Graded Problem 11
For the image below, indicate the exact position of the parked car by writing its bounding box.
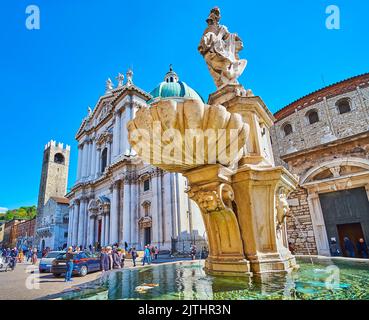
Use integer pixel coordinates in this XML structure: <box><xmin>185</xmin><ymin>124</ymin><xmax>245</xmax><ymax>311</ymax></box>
<box><xmin>39</xmin><ymin>251</ymin><xmax>65</xmax><ymax>273</ymax></box>
<box><xmin>51</xmin><ymin>251</ymin><xmax>101</xmax><ymax>277</ymax></box>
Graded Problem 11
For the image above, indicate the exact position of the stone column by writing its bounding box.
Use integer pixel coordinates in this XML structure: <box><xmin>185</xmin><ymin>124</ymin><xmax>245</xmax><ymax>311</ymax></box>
<box><xmin>151</xmin><ymin>171</ymin><xmax>160</xmax><ymax>245</ymax></box>
<box><xmin>110</xmin><ymin>181</ymin><xmax>120</xmax><ymax>244</ymax></box>
<box><xmin>306</xmin><ymin>192</ymin><xmax>330</xmax><ymax>256</ymax></box>
<box><xmin>88</xmin><ymin>215</ymin><xmax>95</xmax><ymax>248</ymax></box>
<box><xmin>77</xmin><ymin>145</ymin><xmax>83</xmax><ymax>181</ymax></box>
<box><xmin>121</xmin><ymin>107</ymin><xmax>129</xmax><ymax>155</ymax></box>
<box><xmin>119</xmin><ymin>182</ymin><xmax>124</xmax><ymax>244</ymax></box>
<box><xmin>163</xmin><ymin>173</ymin><xmax>173</xmax><ymax>245</ymax></box>
<box><xmin>105</xmin><ymin>213</ymin><xmax>110</xmax><ymax>245</ymax></box>
<box><xmin>67</xmin><ymin>204</ymin><xmax>74</xmax><ymax>246</ymax></box>
<box><xmin>122</xmin><ymin>177</ymin><xmax>131</xmax><ymax>244</ymax></box>
<box><xmin>72</xmin><ymin>200</ymin><xmax>80</xmax><ymax>246</ymax></box>
<box><xmin>95</xmin><ymin>147</ymin><xmax>101</xmax><ymax>178</ymax></box>
<box><xmin>130</xmin><ymin>180</ymin><xmax>137</xmax><ymax>246</ymax></box>
<box><xmin>113</xmin><ymin>110</ymin><xmax>121</xmax><ymax>159</ymax></box>
<box><xmin>107</xmin><ymin>142</ymin><xmax>112</xmax><ymax>166</ymax></box>
<box><xmin>86</xmin><ymin>141</ymin><xmax>91</xmax><ymax>179</ymax></box>
<box><xmin>82</xmin><ymin>142</ymin><xmax>88</xmax><ymax>178</ymax></box>
<box><xmin>90</xmin><ymin>140</ymin><xmax>96</xmax><ymax>178</ymax></box>
<box><xmin>101</xmin><ymin>214</ymin><xmax>105</xmax><ymax>246</ymax></box>
<box><xmin>77</xmin><ymin>199</ymin><xmax>86</xmax><ymax>246</ymax></box>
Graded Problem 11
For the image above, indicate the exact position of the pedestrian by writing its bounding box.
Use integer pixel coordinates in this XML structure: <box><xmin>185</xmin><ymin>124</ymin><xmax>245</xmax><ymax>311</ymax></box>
<box><xmin>329</xmin><ymin>239</ymin><xmax>341</xmax><ymax>256</ymax></box>
<box><xmin>120</xmin><ymin>249</ymin><xmax>125</xmax><ymax>268</ymax></box>
<box><xmin>112</xmin><ymin>248</ymin><xmax>121</xmax><ymax>269</ymax></box>
<box><xmin>107</xmin><ymin>246</ymin><xmax>113</xmax><ymax>270</ymax></box>
<box><xmin>124</xmin><ymin>241</ymin><xmax>128</xmax><ymax>251</ymax></box>
<box><xmin>356</xmin><ymin>238</ymin><xmax>368</xmax><ymax>259</ymax></box>
<box><xmin>9</xmin><ymin>248</ymin><xmax>17</xmax><ymax>270</ymax></box>
<box><xmin>65</xmin><ymin>246</ymin><xmax>75</xmax><ymax>282</ymax></box>
<box><xmin>100</xmin><ymin>248</ymin><xmax>110</xmax><ymax>276</ymax></box>
<box><xmin>31</xmin><ymin>248</ymin><xmax>38</xmax><ymax>265</ymax></box>
<box><xmin>190</xmin><ymin>244</ymin><xmax>197</xmax><ymax>260</ymax></box>
<box><xmin>131</xmin><ymin>247</ymin><xmax>137</xmax><ymax>267</ymax></box>
<box><xmin>142</xmin><ymin>246</ymin><xmax>151</xmax><ymax>266</ymax></box>
<box><xmin>17</xmin><ymin>250</ymin><xmax>24</xmax><ymax>263</ymax></box>
<box><xmin>150</xmin><ymin>245</ymin><xmax>155</xmax><ymax>261</ymax></box>
<box><xmin>154</xmin><ymin>247</ymin><xmax>159</xmax><ymax>260</ymax></box>
<box><xmin>343</xmin><ymin>236</ymin><xmax>355</xmax><ymax>257</ymax></box>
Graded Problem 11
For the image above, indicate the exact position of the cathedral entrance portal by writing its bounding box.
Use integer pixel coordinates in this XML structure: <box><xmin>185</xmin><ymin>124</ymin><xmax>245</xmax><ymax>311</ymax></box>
<box><xmin>144</xmin><ymin>227</ymin><xmax>151</xmax><ymax>246</ymax></box>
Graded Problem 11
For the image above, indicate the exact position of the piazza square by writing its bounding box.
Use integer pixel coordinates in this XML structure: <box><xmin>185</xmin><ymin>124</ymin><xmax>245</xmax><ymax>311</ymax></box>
<box><xmin>0</xmin><ymin>1</ymin><xmax>369</xmax><ymax>312</ymax></box>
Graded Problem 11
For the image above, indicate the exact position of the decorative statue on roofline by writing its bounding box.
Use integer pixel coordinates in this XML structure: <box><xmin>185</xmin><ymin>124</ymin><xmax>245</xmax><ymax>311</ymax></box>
<box><xmin>198</xmin><ymin>7</ymin><xmax>247</xmax><ymax>89</ymax></box>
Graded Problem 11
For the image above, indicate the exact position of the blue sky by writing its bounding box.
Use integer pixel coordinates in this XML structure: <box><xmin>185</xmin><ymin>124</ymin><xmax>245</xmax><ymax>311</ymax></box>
<box><xmin>0</xmin><ymin>0</ymin><xmax>368</xmax><ymax>210</ymax></box>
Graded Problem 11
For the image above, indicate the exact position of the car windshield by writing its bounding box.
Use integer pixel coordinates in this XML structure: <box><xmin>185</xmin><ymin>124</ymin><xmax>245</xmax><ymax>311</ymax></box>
<box><xmin>45</xmin><ymin>252</ymin><xmax>62</xmax><ymax>258</ymax></box>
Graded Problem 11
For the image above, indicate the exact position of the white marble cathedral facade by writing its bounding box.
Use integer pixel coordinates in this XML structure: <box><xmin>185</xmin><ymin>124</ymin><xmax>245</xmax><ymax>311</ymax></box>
<box><xmin>66</xmin><ymin>68</ymin><xmax>206</xmax><ymax>251</ymax></box>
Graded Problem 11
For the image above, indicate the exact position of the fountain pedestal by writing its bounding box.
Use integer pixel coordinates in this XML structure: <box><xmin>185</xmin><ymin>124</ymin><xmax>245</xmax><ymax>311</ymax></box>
<box><xmin>232</xmin><ymin>166</ymin><xmax>298</xmax><ymax>274</ymax></box>
<box><xmin>209</xmin><ymin>84</ymin><xmax>299</xmax><ymax>274</ymax></box>
<box><xmin>184</xmin><ymin>165</ymin><xmax>251</xmax><ymax>276</ymax></box>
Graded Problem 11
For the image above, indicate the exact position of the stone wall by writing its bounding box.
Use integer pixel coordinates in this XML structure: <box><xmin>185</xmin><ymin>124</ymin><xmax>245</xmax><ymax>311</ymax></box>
<box><xmin>286</xmin><ymin>187</ymin><xmax>317</xmax><ymax>255</ymax></box>
<box><xmin>271</xmin><ymin>75</ymin><xmax>369</xmax><ymax>163</ymax></box>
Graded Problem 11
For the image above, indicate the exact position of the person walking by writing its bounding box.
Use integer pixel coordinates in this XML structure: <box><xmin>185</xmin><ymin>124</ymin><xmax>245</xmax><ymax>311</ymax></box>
<box><xmin>100</xmin><ymin>248</ymin><xmax>110</xmax><ymax>277</ymax></box>
<box><xmin>343</xmin><ymin>236</ymin><xmax>355</xmax><ymax>257</ymax></box>
<box><xmin>142</xmin><ymin>246</ymin><xmax>151</xmax><ymax>266</ymax></box>
<box><xmin>65</xmin><ymin>247</ymin><xmax>75</xmax><ymax>282</ymax></box>
<box><xmin>17</xmin><ymin>250</ymin><xmax>24</xmax><ymax>263</ymax></box>
<box><xmin>112</xmin><ymin>248</ymin><xmax>121</xmax><ymax>269</ymax></box>
<box><xmin>131</xmin><ymin>247</ymin><xmax>137</xmax><ymax>267</ymax></box>
<box><xmin>154</xmin><ymin>247</ymin><xmax>159</xmax><ymax>260</ymax></box>
<box><xmin>329</xmin><ymin>239</ymin><xmax>341</xmax><ymax>256</ymax></box>
<box><xmin>356</xmin><ymin>238</ymin><xmax>368</xmax><ymax>258</ymax></box>
<box><xmin>31</xmin><ymin>248</ymin><xmax>38</xmax><ymax>265</ymax></box>
<box><xmin>190</xmin><ymin>244</ymin><xmax>197</xmax><ymax>260</ymax></box>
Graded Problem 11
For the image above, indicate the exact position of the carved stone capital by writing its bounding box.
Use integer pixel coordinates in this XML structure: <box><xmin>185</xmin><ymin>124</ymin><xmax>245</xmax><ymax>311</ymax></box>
<box><xmin>187</xmin><ymin>183</ymin><xmax>234</xmax><ymax>213</ymax></box>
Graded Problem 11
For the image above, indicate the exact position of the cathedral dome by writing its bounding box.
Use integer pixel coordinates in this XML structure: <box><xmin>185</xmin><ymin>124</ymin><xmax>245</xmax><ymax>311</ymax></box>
<box><xmin>149</xmin><ymin>65</ymin><xmax>204</xmax><ymax>103</ymax></box>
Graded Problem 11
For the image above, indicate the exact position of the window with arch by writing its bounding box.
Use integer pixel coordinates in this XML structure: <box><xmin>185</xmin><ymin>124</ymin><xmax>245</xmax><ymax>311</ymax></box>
<box><xmin>306</xmin><ymin>110</ymin><xmax>319</xmax><ymax>125</ymax></box>
<box><xmin>282</xmin><ymin>123</ymin><xmax>293</xmax><ymax>136</ymax></box>
<box><xmin>337</xmin><ymin>98</ymin><xmax>351</xmax><ymax>114</ymax></box>
<box><xmin>143</xmin><ymin>178</ymin><xmax>150</xmax><ymax>192</ymax></box>
<box><xmin>142</xmin><ymin>201</ymin><xmax>151</xmax><ymax>217</ymax></box>
<box><xmin>101</xmin><ymin>148</ymin><xmax>108</xmax><ymax>172</ymax></box>
<box><xmin>54</xmin><ymin>153</ymin><xmax>65</xmax><ymax>164</ymax></box>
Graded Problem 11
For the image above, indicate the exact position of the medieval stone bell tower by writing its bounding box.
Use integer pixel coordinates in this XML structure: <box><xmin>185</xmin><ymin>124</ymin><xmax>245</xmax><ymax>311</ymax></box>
<box><xmin>37</xmin><ymin>140</ymin><xmax>70</xmax><ymax>214</ymax></box>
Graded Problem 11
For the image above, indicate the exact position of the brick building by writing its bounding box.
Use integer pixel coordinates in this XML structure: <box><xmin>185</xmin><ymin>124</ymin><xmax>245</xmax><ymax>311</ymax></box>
<box><xmin>15</xmin><ymin>218</ymin><xmax>36</xmax><ymax>249</ymax></box>
<box><xmin>271</xmin><ymin>73</ymin><xmax>369</xmax><ymax>256</ymax></box>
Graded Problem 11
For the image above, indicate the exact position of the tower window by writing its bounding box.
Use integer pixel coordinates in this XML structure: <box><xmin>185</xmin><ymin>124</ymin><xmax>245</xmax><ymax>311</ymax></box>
<box><xmin>54</xmin><ymin>153</ymin><xmax>65</xmax><ymax>164</ymax></box>
<box><xmin>101</xmin><ymin>148</ymin><xmax>108</xmax><ymax>172</ymax></box>
<box><xmin>282</xmin><ymin>123</ymin><xmax>293</xmax><ymax>136</ymax></box>
<box><xmin>143</xmin><ymin>179</ymin><xmax>150</xmax><ymax>192</ymax></box>
<box><xmin>306</xmin><ymin>110</ymin><xmax>319</xmax><ymax>125</ymax></box>
<box><xmin>337</xmin><ymin>98</ymin><xmax>351</xmax><ymax>114</ymax></box>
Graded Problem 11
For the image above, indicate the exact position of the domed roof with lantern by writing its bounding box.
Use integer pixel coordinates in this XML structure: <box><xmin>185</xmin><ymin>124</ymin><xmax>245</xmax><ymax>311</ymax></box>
<box><xmin>149</xmin><ymin>65</ymin><xmax>204</xmax><ymax>103</ymax></box>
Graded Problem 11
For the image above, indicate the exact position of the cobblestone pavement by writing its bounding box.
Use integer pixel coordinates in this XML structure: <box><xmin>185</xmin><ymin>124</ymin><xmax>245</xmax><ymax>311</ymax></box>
<box><xmin>0</xmin><ymin>260</ymin><xmax>130</xmax><ymax>300</ymax></box>
<box><xmin>0</xmin><ymin>256</ymin><xmax>198</xmax><ymax>300</ymax></box>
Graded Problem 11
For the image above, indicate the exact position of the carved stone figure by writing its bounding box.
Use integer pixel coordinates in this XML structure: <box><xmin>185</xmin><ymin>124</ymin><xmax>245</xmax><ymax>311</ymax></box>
<box><xmin>276</xmin><ymin>191</ymin><xmax>291</xmax><ymax>228</ymax></box>
<box><xmin>105</xmin><ymin>78</ymin><xmax>114</xmax><ymax>93</ymax></box>
<box><xmin>198</xmin><ymin>7</ymin><xmax>247</xmax><ymax>88</ymax></box>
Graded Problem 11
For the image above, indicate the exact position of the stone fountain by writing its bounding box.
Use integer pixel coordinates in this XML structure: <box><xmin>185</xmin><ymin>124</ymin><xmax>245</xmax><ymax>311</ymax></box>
<box><xmin>127</xmin><ymin>7</ymin><xmax>298</xmax><ymax>276</ymax></box>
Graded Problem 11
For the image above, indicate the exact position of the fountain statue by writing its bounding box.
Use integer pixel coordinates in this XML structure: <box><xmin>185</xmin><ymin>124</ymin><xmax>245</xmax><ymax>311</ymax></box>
<box><xmin>127</xmin><ymin>7</ymin><xmax>298</xmax><ymax>276</ymax></box>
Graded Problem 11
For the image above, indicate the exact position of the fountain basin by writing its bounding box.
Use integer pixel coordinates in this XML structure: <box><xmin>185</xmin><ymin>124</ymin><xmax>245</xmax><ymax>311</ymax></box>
<box><xmin>59</xmin><ymin>257</ymin><xmax>369</xmax><ymax>300</ymax></box>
